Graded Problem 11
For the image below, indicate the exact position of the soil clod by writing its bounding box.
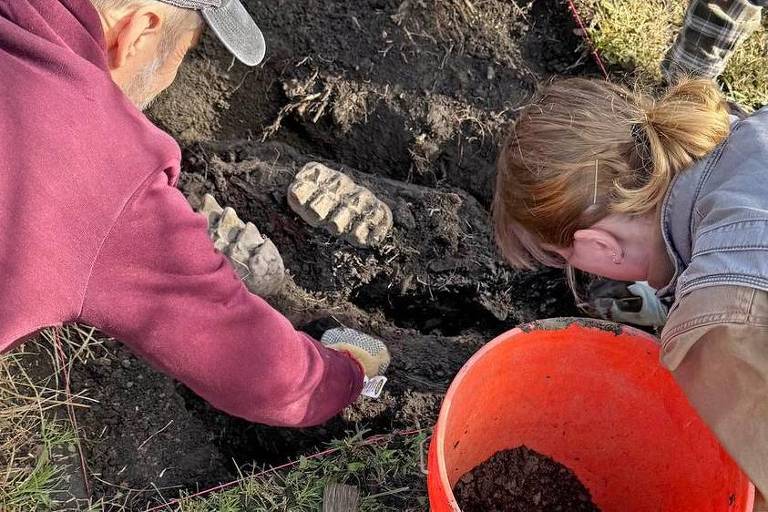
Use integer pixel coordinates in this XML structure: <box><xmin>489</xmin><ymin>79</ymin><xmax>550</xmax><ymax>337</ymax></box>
<box><xmin>454</xmin><ymin>446</ymin><xmax>601</xmax><ymax>512</ymax></box>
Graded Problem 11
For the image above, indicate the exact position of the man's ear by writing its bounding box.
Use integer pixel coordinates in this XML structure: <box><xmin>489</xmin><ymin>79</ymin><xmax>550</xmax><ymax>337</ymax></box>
<box><xmin>110</xmin><ymin>7</ymin><xmax>164</xmax><ymax>69</ymax></box>
<box><xmin>573</xmin><ymin>228</ymin><xmax>623</xmax><ymax>262</ymax></box>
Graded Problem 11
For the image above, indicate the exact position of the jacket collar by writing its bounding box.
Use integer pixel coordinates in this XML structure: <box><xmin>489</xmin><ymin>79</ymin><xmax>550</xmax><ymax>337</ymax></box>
<box><xmin>656</xmin><ymin>153</ymin><xmax>709</xmax><ymax>298</ymax></box>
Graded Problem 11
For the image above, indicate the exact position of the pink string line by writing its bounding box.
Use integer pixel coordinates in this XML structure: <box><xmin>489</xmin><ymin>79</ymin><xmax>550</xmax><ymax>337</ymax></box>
<box><xmin>565</xmin><ymin>0</ymin><xmax>610</xmax><ymax>80</ymax></box>
<box><xmin>143</xmin><ymin>428</ymin><xmax>427</xmax><ymax>512</ymax></box>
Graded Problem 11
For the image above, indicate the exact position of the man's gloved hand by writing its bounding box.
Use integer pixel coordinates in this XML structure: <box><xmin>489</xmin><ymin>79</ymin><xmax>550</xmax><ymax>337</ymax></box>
<box><xmin>321</xmin><ymin>328</ymin><xmax>390</xmax><ymax>378</ymax></box>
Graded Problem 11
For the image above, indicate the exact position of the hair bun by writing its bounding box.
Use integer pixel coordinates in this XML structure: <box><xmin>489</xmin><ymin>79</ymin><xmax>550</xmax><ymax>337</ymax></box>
<box><xmin>618</xmin><ymin>80</ymin><xmax>731</xmax><ymax>212</ymax></box>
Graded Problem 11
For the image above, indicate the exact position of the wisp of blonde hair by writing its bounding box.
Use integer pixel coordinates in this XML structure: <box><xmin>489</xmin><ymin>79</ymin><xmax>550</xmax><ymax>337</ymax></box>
<box><xmin>492</xmin><ymin>78</ymin><xmax>731</xmax><ymax>269</ymax></box>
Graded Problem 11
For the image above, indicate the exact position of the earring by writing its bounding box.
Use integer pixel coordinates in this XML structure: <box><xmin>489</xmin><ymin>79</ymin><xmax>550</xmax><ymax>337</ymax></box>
<box><xmin>611</xmin><ymin>252</ymin><xmax>621</xmax><ymax>265</ymax></box>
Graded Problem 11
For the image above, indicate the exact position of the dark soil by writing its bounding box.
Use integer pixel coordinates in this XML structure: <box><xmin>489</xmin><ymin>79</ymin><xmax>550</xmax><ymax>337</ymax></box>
<box><xmin>69</xmin><ymin>341</ymin><xmax>229</xmax><ymax>501</ymax></box>
<box><xmin>58</xmin><ymin>0</ymin><xmax>594</xmax><ymax>508</ymax></box>
<box><xmin>454</xmin><ymin>446</ymin><xmax>601</xmax><ymax>512</ymax></box>
<box><xmin>151</xmin><ymin>0</ymin><xmax>593</xmax><ymax>205</ymax></box>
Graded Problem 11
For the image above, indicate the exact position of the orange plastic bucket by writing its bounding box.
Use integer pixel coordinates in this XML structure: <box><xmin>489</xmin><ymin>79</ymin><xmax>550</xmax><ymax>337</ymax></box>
<box><xmin>427</xmin><ymin>318</ymin><xmax>754</xmax><ymax>512</ymax></box>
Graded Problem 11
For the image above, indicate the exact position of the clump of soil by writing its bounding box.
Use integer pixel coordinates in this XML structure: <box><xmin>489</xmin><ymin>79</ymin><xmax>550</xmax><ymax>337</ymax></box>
<box><xmin>454</xmin><ymin>446</ymin><xmax>601</xmax><ymax>512</ymax></box>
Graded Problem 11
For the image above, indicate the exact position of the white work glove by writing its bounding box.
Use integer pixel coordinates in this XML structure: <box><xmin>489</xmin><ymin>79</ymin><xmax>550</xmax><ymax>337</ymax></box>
<box><xmin>584</xmin><ymin>280</ymin><xmax>668</xmax><ymax>328</ymax></box>
<box><xmin>611</xmin><ymin>282</ymin><xmax>668</xmax><ymax>327</ymax></box>
<box><xmin>321</xmin><ymin>328</ymin><xmax>390</xmax><ymax>377</ymax></box>
<box><xmin>322</xmin><ymin>328</ymin><xmax>391</xmax><ymax>398</ymax></box>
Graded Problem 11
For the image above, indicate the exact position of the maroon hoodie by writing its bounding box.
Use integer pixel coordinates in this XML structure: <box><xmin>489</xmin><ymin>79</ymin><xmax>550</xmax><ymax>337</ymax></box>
<box><xmin>0</xmin><ymin>0</ymin><xmax>363</xmax><ymax>426</ymax></box>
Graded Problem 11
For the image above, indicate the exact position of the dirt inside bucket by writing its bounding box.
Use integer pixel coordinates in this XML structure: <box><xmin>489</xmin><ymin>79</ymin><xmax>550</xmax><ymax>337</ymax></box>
<box><xmin>454</xmin><ymin>446</ymin><xmax>601</xmax><ymax>512</ymax></box>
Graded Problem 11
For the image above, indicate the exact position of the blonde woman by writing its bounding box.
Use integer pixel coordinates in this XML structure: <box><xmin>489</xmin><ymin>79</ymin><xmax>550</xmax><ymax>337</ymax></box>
<box><xmin>494</xmin><ymin>78</ymin><xmax>768</xmax><ymax>506</ymax></box>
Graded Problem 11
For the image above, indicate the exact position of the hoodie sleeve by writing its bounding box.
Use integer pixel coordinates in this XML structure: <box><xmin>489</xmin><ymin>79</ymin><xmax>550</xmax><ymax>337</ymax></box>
<box><xmin>77</xmin><ymin>169</ymin><xmax>364</xmax><ymax>427</ymax></box>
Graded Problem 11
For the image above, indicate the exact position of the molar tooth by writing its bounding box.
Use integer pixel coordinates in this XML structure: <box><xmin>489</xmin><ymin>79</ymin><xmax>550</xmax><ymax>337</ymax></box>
<box><xmin>217</xmin><ymin>207</ymin><xmax>245</xmax><ymax>243</ymax></box>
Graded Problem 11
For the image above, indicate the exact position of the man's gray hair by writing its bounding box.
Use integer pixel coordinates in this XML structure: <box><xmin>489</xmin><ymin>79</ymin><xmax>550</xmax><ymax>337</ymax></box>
<box><xmin>90</xmin><ymin>0</ymin><xmax>202</xmax><ymax>58</ymax></box>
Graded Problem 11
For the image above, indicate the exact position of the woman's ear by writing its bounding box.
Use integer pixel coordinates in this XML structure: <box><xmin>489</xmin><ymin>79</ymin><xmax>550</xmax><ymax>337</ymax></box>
<box><xmin>573</xmin><ymin>229</ymin><xmax>624</xmax><ymax>264</ymax></box>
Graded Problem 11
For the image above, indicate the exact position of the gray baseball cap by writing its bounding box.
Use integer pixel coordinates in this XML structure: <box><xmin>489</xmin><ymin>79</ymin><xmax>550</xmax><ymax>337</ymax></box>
<box><xmin>159</xmin><ymin>0</ymin><xmax>266</xmax><ymax>66</ymax></box>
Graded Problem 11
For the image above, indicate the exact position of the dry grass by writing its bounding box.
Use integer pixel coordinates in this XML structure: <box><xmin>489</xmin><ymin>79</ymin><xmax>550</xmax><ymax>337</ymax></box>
<box><xmin>0</xmin><ymin>326</ymin><xmax>100</xmax><ymax>511</ymax></box>
<box><xmin>2</xmin><ymin>328</ymin><xmax>428</xmax><ymax>511</ymax></box>
<box><xmin>585</xmin><ymin>0</ymin><xmax>685</xmax><ymax>82</ymax></box>
<box><xmin>171</xmin><ymin>430</ymin><xmax>429</xmax><ymax>512</ymax></box>
<box><xmin>1</xmin><ymin>345</ymin><xmax>70</xmax><ymax>509</ymax></box>
<box><xmin>721</xmin><ymin>30</ymin><xmax>768</xmax><ymax>107</ymax></box>
<box><xmin>583</xmin><ymin>0</ymin><xmax>768</xmax><ymax>107</ymax></box>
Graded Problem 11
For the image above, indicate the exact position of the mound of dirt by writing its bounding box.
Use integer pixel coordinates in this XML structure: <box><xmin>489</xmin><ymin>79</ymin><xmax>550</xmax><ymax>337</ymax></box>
<box><xmin>174</xmin><ymin>140</ymin><xmax>578</xmax><ymax>463</ymax></box>
<box><xmin>151</xmin><ymin>0</ymin><xmax>592</xmax><ymax>204</ymax></box>
<box><xmin>66</xmin><ymin>0</ymin><xmax>593</xmax><ymax>508</ymax></box>
<box><xmin>181</xmin><ymin>140</ymin><xmax>572</xmax><ymax>332</ymax></box>
<box><xmin>454</xmin><ymin>446</ymin><xmax>601</xmax><ymax>512</ymax></box>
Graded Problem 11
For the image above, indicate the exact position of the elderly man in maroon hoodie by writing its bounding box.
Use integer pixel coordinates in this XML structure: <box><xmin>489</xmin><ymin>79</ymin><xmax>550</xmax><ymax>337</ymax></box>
<box><xmin>0</xmin><ymin>0</ymin><xmax>390</xmax><ymax>426</ymax></box>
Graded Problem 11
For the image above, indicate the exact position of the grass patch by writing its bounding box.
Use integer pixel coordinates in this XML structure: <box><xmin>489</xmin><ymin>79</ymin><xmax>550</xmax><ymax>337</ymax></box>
<box><xmin>0</xmin><ymin>345</ymin><xmax>71</xmax><ymax>510</ymax></box>
<box><xmin>721</xmin><ymin>31</ymin><xmax>768</xmax><ymax>107</ymax></box>
<box><xmin>583</xmin><ymin>0</ymin><xmax>768</xmax><ymax>107</ymax></box>
<box><xmin>2</xmin><ymin>420</ymin><xmax>77</xmax><ymax>511</ymax></box>
<box><xmin>1</xmin><ymin>326</ymin><xmax>101</xmax><ymax>511</ymax></box>
<box><xmin>2</xmin><ymin>329</ymin><xmax>430</xmax><ymax>511</ymax></box>
<box><xmin>166</xmin><ymin>430</ymin><xmax>430</xmax><ymax>512</ymax></box>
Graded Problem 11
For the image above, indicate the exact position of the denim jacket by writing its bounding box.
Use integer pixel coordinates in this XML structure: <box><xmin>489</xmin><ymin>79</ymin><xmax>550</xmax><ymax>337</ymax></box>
<box><xmin>659</xmin><ymin>107</ymin><xmax>768</xmax><ymax>301</ymax></box>
<box><xmin>656</xmin><ymin>108</ymin><xmax>768</xmax><ymax>497</ymax></box>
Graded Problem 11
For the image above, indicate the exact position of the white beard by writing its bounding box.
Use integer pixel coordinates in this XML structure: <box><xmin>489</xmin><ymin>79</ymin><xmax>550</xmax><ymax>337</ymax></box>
<box><xmin>122</xmin><ymin>57</ymin><xmax>164</xmax><ymax>111</ymax></box>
